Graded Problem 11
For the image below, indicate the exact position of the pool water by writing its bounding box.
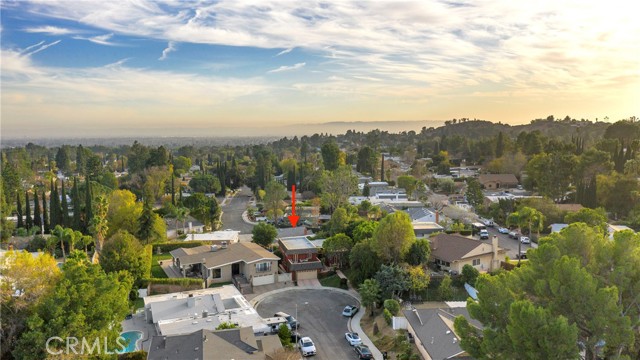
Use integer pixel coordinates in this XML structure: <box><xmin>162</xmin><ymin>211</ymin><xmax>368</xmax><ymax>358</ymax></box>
<box><xmin>120</xmin><ymin>331</ymin><xmax>142</xmax><ymax>353</ymax></box>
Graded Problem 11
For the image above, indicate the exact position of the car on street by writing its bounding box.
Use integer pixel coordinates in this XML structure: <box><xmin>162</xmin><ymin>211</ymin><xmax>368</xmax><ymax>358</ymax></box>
<box><xmin>517</xmin><ymin>251</ymin><xmax>528</xmax><ymax>259</ymax></box>
<box><xmin>354</xmin><ymin>345</ymin><xmax>373</xmax><ymax>359</ymax></box>
<box><xmin>345</xmin><ymin>332</ymin><xmax>362</xmax><ymax>346</ymax></box>
<box><xmin>498</xmin><ymin>227</ymin><xmax>509</xmax><ymax>234</ymax></box>
<box><xmin>342</xmin><ymin>305</ymin><xmax>359</xmax><ymax>317</ymax></box>
<box><xmin>275</xmin><ymin>311</ymin><xmax>299</xmax><ymax>329</ymax></box>
<box><xmin>509</xmin><ymin>230</ymin><xmax>519</xmax><ymax>239</ymax></box>
<box><xmin>298</xmin><ymin>337</ymin><xmax>317</xmax><ymax>357</ymax></box>
<box><xmin>479</xmin><ymin>229</ymin><xmax>489</xmax><ymax>240</ymax></box>
<box><xmin>520</xmin><ymin>236</ymin><xmax>531</xmax><ymax>244</ymax></box>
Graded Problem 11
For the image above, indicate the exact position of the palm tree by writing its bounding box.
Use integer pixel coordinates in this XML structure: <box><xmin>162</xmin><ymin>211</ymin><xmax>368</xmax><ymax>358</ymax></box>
<box><xmin>507</xmin><ymin>207</ymin><xmax>545</xmax><ymax>265</ymax></box>
<box><xmin>89</xmin><ymin>196</ymin><xmax>109</xmax><ymax>254</ymax></box>
<box><xmin>175</xmin><ymin>207</ymin><xmax>189</xmax><ymax>235</ymax></box>
<box><xmin>51</xmin><ymin>225</ymin><xmax>66</xmax><ymax>259</ymax></box>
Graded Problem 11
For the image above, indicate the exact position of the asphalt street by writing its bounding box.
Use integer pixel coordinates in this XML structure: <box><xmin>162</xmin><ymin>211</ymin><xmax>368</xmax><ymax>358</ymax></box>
<box><xmin>256</xmin><ymin>289</ymin><xmax>360</xmax><ymax>360</ymax></box>
<box><xmin>479</xmin><ymin>225</ymin><xmax>534</xmax><ymax>258</ymax></box>
<box><xmin>220</xmin><ymin>186</ymin><xmax>254</xmax><ymax>234</ymax></box>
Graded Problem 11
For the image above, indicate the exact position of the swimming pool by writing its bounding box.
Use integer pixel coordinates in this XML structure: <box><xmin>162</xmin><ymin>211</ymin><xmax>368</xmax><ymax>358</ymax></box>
<box><xmin>119</xmin><ymin>331</ymin><xmax>143</xmax><ymax>353</ymax></box>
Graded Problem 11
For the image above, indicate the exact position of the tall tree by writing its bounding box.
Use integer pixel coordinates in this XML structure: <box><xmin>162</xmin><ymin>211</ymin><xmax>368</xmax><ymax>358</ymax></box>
<box><xmin>320</xmin><ymin>166</ymin><xmax>358</xmax><ymax>213</ymax></box>
<box><xmin>72</xmin><ymin>177</ymin><xmax>82</xmax><ymax>231</ymax></box>
<box><xmin>59</xmin><ymin>179</ymin><xmax>69</xmax><ymax>227</ymax></box>
<box><xmin>349</xmin><ymin>239</ymin><xmax>381</xmax><ymax>285</ymax></box>
<box><xmin>372</xmin><ymin>212</ymin><xmax>416</xmax><ymax>264</ymax></box>
<box><xmin>54</xmin><ymin>146</ymin><xmax>70</xmax><ymax>173</ymax></box>
<box><xmin>32</xmin><ymin>191</ymin><xmax>41</xmax><ymax>231</ymax></box>
<box><xmin>14</xmin><ymin>252</ymin><xmax>132</xmax><ymax>360</ymax></box>
<box><xmin>24</xmin><ymin>191</ymin><xmax>32</xmax><ymax>229</ymax></box>
<box><xmin>405</xmin><ymin>238</ymin><xmax>431</xmax><ymax>266</ymax></box>
<box><xmin>100</xmin><ymin>230</ymin><xmax>149</xmax><ymax>284</ymax></box>
<box><xmin>89</xmin><ymin>195</ymin><xmax>109</xmax><ymax>254</ymax></box>
<box><xmin>495</xmin><ymin>131</ymin><xmax>506</xmax><ymax>158</ymax></box>
<box><xmin>49</xmin><ymin>179</ymin><xmax>59</xmax><ymax>228</ymax></box>
<box><xmin>380</xmin><ymin>153</ymin><xmax>385</xmax><ymax>181</ymax></box>
<box><xmin>16</xmin><ymin>192</ymin><xmax>23</xmax><ymax>228</ymax></box>
<box><xmin>321</xmin><ymin>140</ymin><xmax>341</xmax><ymax>171</ymax></box>
<box><xmin>375</xmin><ymin>264</ymin><xmax>410</xmax><ymax>300</ymax></box>
<box><xmin>323</xmin><ymin>233</ymin><xmax>354</xmax><ymax>269</ymax></box>
<box><xmin>137</xmin><ymin>196</ymin><xmax>155</xmax><ymax>244</ymax></box>
<box><xmin>84</xmin><ymin>179</ymin><xmax>93</xmax><ymax>233</ymax></box>
<box><xmin>359</xmin><ymin>278</ymin><xmax>381</xmax><ymax>316</ymax></box>
<box><xmin>263</xmin><ymin>181</ymin><xmax>287</xmax><ymax>222</ymax></box>
<box><xmin>465</xmin><ymin>178</ymin><xmax>485</xmax><ymax>210</ymax></box>
<box><xmin>397</xmin><ymin>175</ymin><xmax>418</xmax><ymax>200</ymax></box>
<box><xmin>41</xmin><ymin>191</ymin><xmax>49</xmax><ymax>234</ymax></box>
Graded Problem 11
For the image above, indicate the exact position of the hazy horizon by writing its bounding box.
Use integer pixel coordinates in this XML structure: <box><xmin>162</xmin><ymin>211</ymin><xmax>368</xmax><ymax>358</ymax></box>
<box><xmin>2</xmin><ymin>1</ymin><xmax>638</xmax><ymax>138</ymax></box>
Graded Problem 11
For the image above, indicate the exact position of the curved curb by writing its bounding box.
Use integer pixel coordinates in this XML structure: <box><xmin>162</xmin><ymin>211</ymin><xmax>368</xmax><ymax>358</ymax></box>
<box><xmin>241</xmin><ymin>210</ymin><xmax>259</xmax><ymax>226</ymax></box>
<box><xmin>251</xmin><ymin>286</ymin><xmax>384</xmax><ymax>360</ymax></box>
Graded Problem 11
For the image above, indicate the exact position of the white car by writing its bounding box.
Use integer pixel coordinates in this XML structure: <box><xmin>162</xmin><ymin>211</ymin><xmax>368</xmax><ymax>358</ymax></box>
<box><xmin>498</xmin><ymin>227</ymin><xmax>509</xmax><ymax>234</ymax></box>
<box><xmin>298</xmin><ymin>337</ymin><xmax>317</xmax><ymax>357</ymax></box>
<box><xmin>342</xmin><ymin>305</ymin><xmax>359</xmax><ymax>317</ymax></box>
<box><xmin>520</xmin><ymin>236</ymin><xmax>531</xmax><ymax>244</ymax></box>
<box><xmin>345</xmin><ymin>332</ymin><xmax>362</xmax><ymax>346</ymax></box>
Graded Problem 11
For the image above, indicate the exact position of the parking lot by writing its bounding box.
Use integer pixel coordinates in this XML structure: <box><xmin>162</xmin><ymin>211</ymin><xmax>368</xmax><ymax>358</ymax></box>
<box><xmin>255</xmin><ymin>289</ymin><xmax>359</xmax><ymax>359</ymax></box>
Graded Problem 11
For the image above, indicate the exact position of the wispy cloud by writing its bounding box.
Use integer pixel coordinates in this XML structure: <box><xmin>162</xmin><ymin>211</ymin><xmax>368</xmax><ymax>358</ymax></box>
<box><xmin>159</xmin><ymin>41</ymin><xmax>177</xmax><ymax>61</ymax></box>
<box><xmin>275</xmin><ymin>48</ymin><xmax>293</xmax><ymax>56</ymax></box>
<box><xmin>73</xmin><ymin>33</ymin><xmax>118</xmax><ymax>46</ymax></box>
<box><xmin>268</xmin><ymin>62</ymin><xmax>306</xmax><ymax>73</ymax></box>
<box><xmin>24</xmin><ymin>25</ymin><xmax>73</xmax><ymax>35</ymax></box>
<box><xmin>24</xmin><ymin>40</ymin><xmax>61</xmax><ymax>56</ymax></box>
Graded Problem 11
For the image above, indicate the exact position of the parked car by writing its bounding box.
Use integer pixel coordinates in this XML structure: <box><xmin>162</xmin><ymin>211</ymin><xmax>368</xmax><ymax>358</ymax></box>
<box><xmin>517</xmin><ymin>251</ymin><xmax>528</xmax><ymax>259</ymax></box>
<box><xmin>298</xmin><ymin>337</ymin><xmax>317</xmax><ymax>357</ymax></box>
<box><xmin>520</xmin><ymin>236</ymin><xmax>531</xmax><ymax>244</ymax></box>
<box><xmin>290</xmin><ymin>331</ymin><xmax>302</xmax><ymax>343</ymax></box>
<box><xmin>345</xmin><ymin>332</ymin><xmax>362</xmax><ymax>346</ymax></box>
<box><xmin>274</xmin><ymin>312</ymin><xmax>299</xmax><ymax>329</ymax></box>
<box><xmin>354</xmin><ymin>344</ymin><xmax>373</xmax><ymax>359</ymax></box>
<box><xmin>498</xmin><ymin>227</ymin><xmax>509</xmax><ymax>234</ymax></box>
<box><xmin>479</xmin><ymin>229</ymin><xmax>489</xmax><ymax>240</ymax></box>
<box><xmin>508</xmin><ymin>230</ymin><xmax>519</xmax><ymax>239</ymax></box>
<box><xmin>342</xmin><ymin>305</ymin><xmax>359</xmax><ymax>317</ymax></box>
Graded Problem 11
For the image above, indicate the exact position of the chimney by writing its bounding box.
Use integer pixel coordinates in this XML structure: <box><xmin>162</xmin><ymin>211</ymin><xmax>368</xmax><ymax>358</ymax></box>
<box><xmin>435</xmin><ymin>211</ymin><xmax>440</xmax><ymax>224</ymax></box>
<box><xmin>210</xmin><ymin>245</ymin><xmax>218</xmax><ymax>252</ymax></box>
<box><xmin>187</xmin><ymin>294</ymin><xmax>195</xmax><ymax>308</ymax></box>
<box><xmin>202</xmin><ymin>310</ymin><xmax>208</xmax><ymax>318</ymax></box>
<box><xmin>303</xmin><ymin>227</ymin><xmax>308</xmax><ymax>235</ymax></box>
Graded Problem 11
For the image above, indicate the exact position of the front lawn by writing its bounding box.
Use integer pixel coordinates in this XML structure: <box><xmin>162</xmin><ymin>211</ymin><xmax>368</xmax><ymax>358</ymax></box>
<box><xmin>150</xmin><ymin>253</ymin><xmax>173</xmax><ymax>278</ymax></box>
<box><xmin>320</xmin><ymin>274</ymin><xmax>348</xmax><ymax>289</ymax></box>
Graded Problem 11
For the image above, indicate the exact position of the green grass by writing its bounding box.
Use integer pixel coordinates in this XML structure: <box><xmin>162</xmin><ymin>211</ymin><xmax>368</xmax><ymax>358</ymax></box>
<box><xmin>320</xmin><ymin>274</ymin><xmax>347</xmax><ymax>289</ymax></box>
<box><xmin>131</xmin><ymin>297</ymin><xmax>145</xmax><ymax>311</ymax></box>
<box><xmin>150</xmin><ymin>253</ymin><xmax>173</xmax><ymax>278</ymax></box>
<box><xmin>209</xmin><ymin>281</ymin><xmax>233</xmax><ymax>288</ymax></box>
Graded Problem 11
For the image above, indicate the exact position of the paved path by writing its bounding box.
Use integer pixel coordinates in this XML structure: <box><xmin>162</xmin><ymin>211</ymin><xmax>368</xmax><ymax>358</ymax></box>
<box><xmin>220</xmin><ymin>186</ymin><xmax>254</xmax><ymax>234</ymax></box>
<box><xmin>250</xmin><ymin>285</ymin><xmax>384</xmax><ymax>360</ymax></box>
<box><xmin>160</xmin><ymin>262</ymin><xmax>183</xmax><ymax>278</ymax></box>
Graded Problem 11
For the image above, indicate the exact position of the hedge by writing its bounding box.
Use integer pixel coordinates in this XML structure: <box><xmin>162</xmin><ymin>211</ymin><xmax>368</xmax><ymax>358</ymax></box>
<box><xmin>154</xmin><ymin>241</ymin><xmax>208</xmax><ymax>253</ymax></box>
<box><xmin>142</xmin><ymin>244</ymin><xmax>153</xmax><ymax>279</ymax></box>
<box><xmin>118</xmin><ymin>351</ymin><xmax>147</xmax><ymax>360</ymax></box>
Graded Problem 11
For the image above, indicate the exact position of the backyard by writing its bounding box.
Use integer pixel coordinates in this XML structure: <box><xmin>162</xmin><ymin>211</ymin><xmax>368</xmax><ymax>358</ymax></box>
<box><xmin>150</xmin><ymin>253</ymin><xmax>172</xmax><ymax>278</ymax></box>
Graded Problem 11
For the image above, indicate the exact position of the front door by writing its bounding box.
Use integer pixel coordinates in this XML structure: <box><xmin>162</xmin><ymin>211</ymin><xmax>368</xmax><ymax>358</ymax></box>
<box><xmin>232</xmin><ymin>263</ymin><xmax>240</xmax><ymax>276</ymax></box>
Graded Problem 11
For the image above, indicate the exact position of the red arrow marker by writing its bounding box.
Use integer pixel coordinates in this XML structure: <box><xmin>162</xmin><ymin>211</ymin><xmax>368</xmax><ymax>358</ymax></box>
<box><xmin>288</xmin><ymin>185</ymin><xmax>300</xmax><ymax>227</ymax></box>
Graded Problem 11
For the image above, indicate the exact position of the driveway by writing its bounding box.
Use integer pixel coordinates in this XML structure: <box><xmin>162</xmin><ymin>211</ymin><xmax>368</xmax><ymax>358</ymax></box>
<box><xmin>255</xmin><ymin>289</ymin><xmax>359</xmax><ymax>360</ymax></box>
<box><xmin>220</xmin><ymin>186</ymin><xmax>254</xmax><ymax>234</ymax></box>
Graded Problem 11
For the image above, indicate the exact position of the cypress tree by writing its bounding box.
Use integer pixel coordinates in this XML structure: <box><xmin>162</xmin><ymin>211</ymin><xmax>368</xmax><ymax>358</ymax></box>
<box><xmin>84</xmin><ymin>179</ymin><xmax>93</xmax><ymax>233</ymax></box>
<box><xmin>60</xmin><ymin>179</ymin><xmax>69</xmax><ymax>226</ymax></box>
<box><xmin>25</xmin><ymin>191</ymin><xmax>33</xmax><ymax>229</ymax></box>
<box><xmin>137</xmin><ymin>196</ymin><xmax>154</xmax><ymax>244</ymax></box>
<box><xmin>42</xmin><ymin>190</ymin><xmax>50</xmax><ymax>233</ymax></box>
<box><xmin>380</xmin><ymin>154</ymin><xmax>385</xmax><ymax>182</ymax></box>
<box><xmin>171</xmin><ymin>174</ymin><xmax>175</xmax><ymax>205</ymax></box>
<box><xmin>72</xmin><ymin>177</ymin><xmax>82</xmax><ymax>231</ymax></box>
<box><xmin>16</xmin><ymin>192</ymin><xmax>23</xmax><ymax>228</ymax></box>
<box><xmin>49</xmin><ymin>180</ymin><xmax>58</xmax><ymax>227</ymax></box>
<box><xmin>33</xmin><ymin>190</ymin><xmax>42</xmax><ymax>230</ymax></box>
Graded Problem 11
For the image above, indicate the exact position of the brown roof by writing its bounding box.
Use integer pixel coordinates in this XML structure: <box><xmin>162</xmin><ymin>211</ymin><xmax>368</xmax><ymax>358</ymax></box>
<box><xmin>429</xmin><ymin>234</ymin><xmax>490</xmax><ymax>262</ymax></box>
<box><xmin>556</xmin><ymin>203</ymin><xmax>584</xmax><ymax>212</ymax></box>
<box><xmin>170</xmin><ymin>242</ymin><xmax>279</xmax><ymax>267</ymax></box>
<box><xmin>478</xmin><ymin>174</ymin><xmax>518</xmax><ymax>185</ymax></box>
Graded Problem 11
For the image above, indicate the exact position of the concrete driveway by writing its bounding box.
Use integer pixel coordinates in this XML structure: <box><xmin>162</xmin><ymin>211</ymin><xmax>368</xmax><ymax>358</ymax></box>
<box><xmin>255</xmin><ymin>289</ymin><xmax>359</xmax><ymax>360</ymax></box>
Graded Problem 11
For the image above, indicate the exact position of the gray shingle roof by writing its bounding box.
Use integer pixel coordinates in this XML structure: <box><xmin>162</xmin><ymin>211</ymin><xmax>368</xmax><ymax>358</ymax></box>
<box><xmin>429</xmin><ymin>234</ymin><xmax>484</xmax><ymax>262</ymax></box>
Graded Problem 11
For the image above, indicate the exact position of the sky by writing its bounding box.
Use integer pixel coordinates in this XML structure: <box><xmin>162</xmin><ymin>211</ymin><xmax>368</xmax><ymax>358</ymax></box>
<box><xmin>1</xmin><ymin>0</ymin><xmax>639</xmax><ymax>139</ymax></box>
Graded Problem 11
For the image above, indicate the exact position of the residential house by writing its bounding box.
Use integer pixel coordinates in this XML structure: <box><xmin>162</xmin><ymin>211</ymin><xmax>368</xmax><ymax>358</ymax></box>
<box><xmin>165</xmin><ymin>215</ymin><xmax>206</xmax><ymax>239</ymax></box>
<box><xmin>143</xmin><ymin>286</ymin><xmax>289</xmax><ymax>336</ymax></box>
<box><xmin>278</xmin><ymin>236</ymin><xmax>323</xmax><ymax>281</ymax></box>
<box><xmin>550</xmin><ymin>223</ymin><xmax>569</xmax><ymax>233</ymax></box>
<box><xmin>405</xmin><ymin>207</ymin><xmax>438</xmax><ymax>223</ymax></box>
<box><xmin>412</xmin><ymin>222</ymin><xmax>444</xmax><ymax>238</ymax></box>
<box><xmin>608</xmin><ymin>224</ymin><xmax>635</xmax><ymax>240</ymax></box>
<box><xmin>147</xmin><ymin>327</ymin><xmax>283</xmax><ymax>360</ymax></box>
<box><xmin>401</xmin><ymin>305</ymin><xmax>483</xmax><ymax>360</ymax></box>
<box><xmin>185</xmin><ymin>230</ymin><xmax>240</xmax><ymax>244</ymax></box>
<box><xmin>429</xmin><ymin>234</ymin><xmax>504</xmax><ymax>273</ymax></box>
<box><xmin>170</xmin><ymin>242</ymin><xmax>280</xmax><ymax>290</ymax></box>
<box><xmin>478</xmin><ymin>174</ymin><xmax>518</xmax><ymax>189</ymax></box>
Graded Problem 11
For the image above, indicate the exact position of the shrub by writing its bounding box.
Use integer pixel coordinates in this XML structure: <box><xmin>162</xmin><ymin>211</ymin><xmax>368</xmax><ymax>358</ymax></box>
<box><xmin>118</xmin><ymin>351</ymin><xmax>147</xmax><ymax>360</ymax></box>
<box><xmin>383</xmin><ymin>308</ymin><xmax>393</xmax><ymax>325</ymax></box>
<box><xmin>26</xmin><ymin>235</ymin><xmax>47</xmax><ymax>252</ymax></box>
<box><xmin>140</xmin><ymin>277</ymin><xmax>203</xmax><ymax>287</ymax></box>
<box><xmin>340</xmin><ymin>277</ymin><xmax>348</xmax><ymax>289</ymax></box>
<box><xmin>459</xmin><ymin>230</ymin><xmax>472</xmax><ymax>236</ymax></box>
<box><xmin>383</xmin><ymin>299</ymin><xmax>400</xmax><ymax>315</ymax></box>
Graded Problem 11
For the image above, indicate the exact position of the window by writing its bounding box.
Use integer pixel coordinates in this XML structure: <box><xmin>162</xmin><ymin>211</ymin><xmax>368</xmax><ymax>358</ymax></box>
<box><xmin>211</xmin><ymin>268</ymin><xmax>221</xmax><ymax>279</ymax></box>
<box><xmin>256</xmin><ymin>262</ymin><xmax>271</xmax><ymax>272</ymax></box>
<box><xmin>472</xmin><ymin>259</ymin><xmax>480</xmax><ymax>266</ymax></box>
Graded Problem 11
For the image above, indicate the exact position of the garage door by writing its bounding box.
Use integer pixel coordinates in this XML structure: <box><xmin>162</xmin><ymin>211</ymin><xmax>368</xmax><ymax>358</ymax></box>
<box><xmin>296</xmin><ymin>270</ymin><xmax>317</xmax><ymax>281</ymax></box>
<box><xmin>252</xmin><ymin>274</ymin><xmax>275</xmax><ymax>286</ymax></box>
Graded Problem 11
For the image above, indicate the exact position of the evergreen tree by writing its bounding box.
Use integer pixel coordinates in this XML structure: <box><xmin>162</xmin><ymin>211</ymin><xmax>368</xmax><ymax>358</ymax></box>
<box><xmin>49</xmin><ymin>179</ymin><xmax>58</xmax><ymax>228</ymax></box>
<box><xmin>72</xmin><ymin>177</ymin><xmax>82</xmax><ymax>231</ymax></box>
<box><xmin>495</xmin><ymin>131</ymin><xmax>505</xmax><ymax>158</ymax></box>
<box><xmin>33</xmin><ymin>191</ymin><xmax>41</xmax><ymax>231</ymax></box>
<box><xmin>16</xmin><ymin>192</ymin><xmax>23</xmax><ymax>228</ymax></box>
<box><xmin>42</xmin><ymin>191</ymin><xmax>50</xmax><ymax>233</ymax></box>
<box><xmin>380</xmin><ymin>153</ymin><xmax>385</xmax><ymax>181</ymax></box>
<box><xmin>84</xmin><ymin>179</ymin><xmax>93</xmax><ymax>233</ymax></box>
<box><xmin>25</xmin><ymin>191</ymin><xmax>32</xmax><ymax>229</ymax></box>
<box><xmin>137</xmin><ymin>196</ymin><xmax>154</xmax><ymax>244</ymax></box>
<box><xmin>171</xmin><ymin>173</ymin><xmax>175</xmax><ymax>205</ymax></box>
<box><xmin>76</xmin><ymin>144</ymin><xmax>86</xmax><ymax>175</ymax></box>
<box><xmin>60</xmin><ymin>179</ymin><xmax>69</xmax><ymax>227</ymax></box>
